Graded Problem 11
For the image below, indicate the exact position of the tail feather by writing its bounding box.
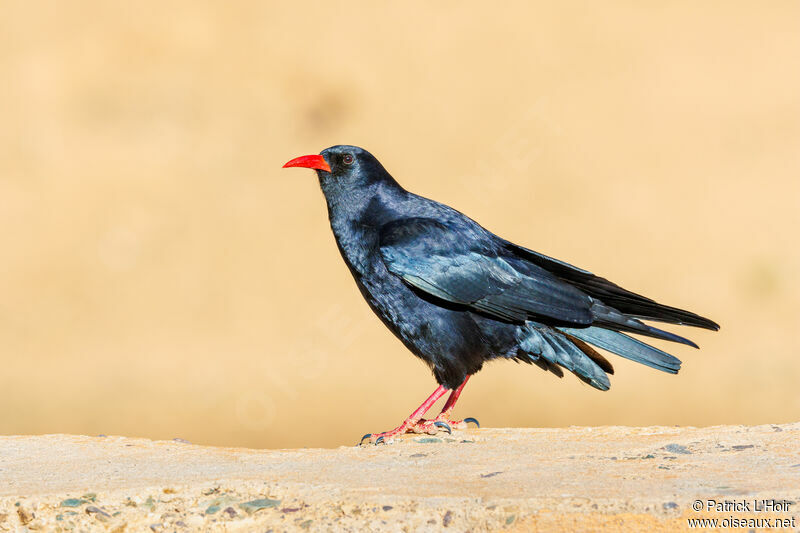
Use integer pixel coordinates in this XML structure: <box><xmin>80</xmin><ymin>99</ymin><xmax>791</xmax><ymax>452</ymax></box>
<box><xmin>565</xmin><ymin>334</ymin><xmax>614</xmax><ymax>375</ymax></box>
<box><xmin>518</xmin><ymin>323</ymin><xmax>611</xmax><ymax>390</ymax></box>
<box><xmin>521</xmin><ymin>352</ymin><xmax>565</xmax><ymax>378</ymax></box>
<box><xmin>560</xmin><ymin>326</ymin><xmax>682</xmax><ymax>374</ymax></box>
<box><xmin>590</xmin><ymin>300</ymin><xmax>699</xmax><ymax>348</ymax></box>
<box><xmin>579</xmin><ymin>279</ymin><xmax>719</xmax><ymax>330</ymax></box>
<box><xmin>543</xmin><ymin>330</ymin><xmax>611</xmax><ymax>390</ymax></box>
<box><xmin>504</xmin><ymin>241</ymin><xmax>720</xmax><ymax>331</ymax></box>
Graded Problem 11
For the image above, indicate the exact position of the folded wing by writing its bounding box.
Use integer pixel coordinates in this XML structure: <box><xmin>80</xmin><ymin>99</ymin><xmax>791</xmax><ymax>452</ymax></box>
<box><xmin>379</xmin><ymin>217</ymin><xmax>594</xmax><ymax>326</ymax></box>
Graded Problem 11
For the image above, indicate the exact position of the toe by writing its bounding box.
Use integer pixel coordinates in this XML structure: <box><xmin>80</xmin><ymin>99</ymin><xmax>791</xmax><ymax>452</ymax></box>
<box><xmin>433</xmin><ymin>421</ymin><xmax>452</xmax><ymax>434</ymax></box>
<box><xmin>464</xmin><ymin>417</ymin><xmax>480</xmax><ymax>428</ymax></box>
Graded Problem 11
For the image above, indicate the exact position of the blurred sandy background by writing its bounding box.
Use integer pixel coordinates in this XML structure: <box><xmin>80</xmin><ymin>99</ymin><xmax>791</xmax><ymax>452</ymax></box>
<box><xmin>1</xmin><ymin>1</ymin><xmax>798</xmax><ymax>449</ymax></box>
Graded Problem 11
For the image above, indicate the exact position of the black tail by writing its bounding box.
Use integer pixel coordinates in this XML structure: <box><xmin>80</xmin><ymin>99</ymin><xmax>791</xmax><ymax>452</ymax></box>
<box><xmin>505</xmin><ymin>242</ymin><xmax>720</xmax><ymax>331</ymax></box>
<box><xmin>517</xmin><ymin>323</ymin><xmax>612</xmax><ymax>390</ymax></box>
<box><xmin>589</xmin><ymin>300</ymin><xmax>700</xmax><ymax>348</ymax></box>
<box><xmin>505</xmin><ymin>241</ymin><xmax>718</xmax><ymax>383</ymax></box>
<box><xmin>560</xmin><ymin>326</ymin><xmax>682</xmax><ymax>374</ymax></box>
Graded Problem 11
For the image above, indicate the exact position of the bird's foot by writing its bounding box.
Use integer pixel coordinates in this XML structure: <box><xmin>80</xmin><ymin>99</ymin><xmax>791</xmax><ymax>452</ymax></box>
<box><xmin>414</xmin><ymin>414</ymin><xmax>480</xmax><ymax>433</ymax></box>
<box><xmin>358</xmin><ymin>419</ymin><xmax>440</xmax><ymax>445</ymax></box>
<box><xmin>359</xmin><ymin>416</ymin><xmax>479</xmax><ymax>445</ymax></box>
<box><xmin>418</xmin><ymin>413</ymin><xmax>481</xmax><ymax>433</ymax></box>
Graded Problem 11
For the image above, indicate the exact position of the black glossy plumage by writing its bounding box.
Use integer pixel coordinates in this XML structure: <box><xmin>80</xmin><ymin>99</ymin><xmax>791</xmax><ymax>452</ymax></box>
<box><xmin>308</xmin><ymin>145</ymin><xmax>719</xmax><ymax>391</ymax></box>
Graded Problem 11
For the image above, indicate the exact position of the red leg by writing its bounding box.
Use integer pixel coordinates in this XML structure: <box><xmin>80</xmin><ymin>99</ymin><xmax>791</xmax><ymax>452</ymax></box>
<box><xmin>361</xmin><ymin>385</ymin><xmax>448</xmax><ymax>444</ymax></box>
<box><xmin>416</xmin><ymin>375</ymin><xmax>480</xmax><ymax>432</ymax></box>
<box><xmin>361</xmin><ymin>376</ymin><xmax>479</xmax><ymax>445</ymax></box>
<box><xmin>440</xmin><ymin>374</ymin><xmax>470</xmax><ymax>414</ymax></box>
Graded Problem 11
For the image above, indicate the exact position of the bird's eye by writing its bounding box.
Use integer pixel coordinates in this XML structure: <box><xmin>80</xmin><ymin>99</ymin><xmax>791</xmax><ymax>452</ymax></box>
<box><xmin>343</xmin><ymin>154</ymin><xmax>354</xmax><ymax>165</ymax></box>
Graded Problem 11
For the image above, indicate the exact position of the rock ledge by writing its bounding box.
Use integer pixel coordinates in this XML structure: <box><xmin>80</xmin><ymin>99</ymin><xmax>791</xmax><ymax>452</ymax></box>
<box><xmin>1</xmin><ymin>424</ymin><xmax>798</xmax><ymax>531</ymax></box>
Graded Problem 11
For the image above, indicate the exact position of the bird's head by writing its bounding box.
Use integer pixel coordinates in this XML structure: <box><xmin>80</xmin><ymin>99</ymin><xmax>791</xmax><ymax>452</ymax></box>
<box><xmin>283</xmin><ymin>145</ymin><xmax>398</xmax><ymax>200</ymax></box>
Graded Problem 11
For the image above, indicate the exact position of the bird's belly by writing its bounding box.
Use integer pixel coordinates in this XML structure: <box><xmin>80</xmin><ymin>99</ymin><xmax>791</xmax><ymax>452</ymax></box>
<box><xmin>357</xmin><ymin>273</ymin><xmax>505</xmax><ymax>388</ymax></box>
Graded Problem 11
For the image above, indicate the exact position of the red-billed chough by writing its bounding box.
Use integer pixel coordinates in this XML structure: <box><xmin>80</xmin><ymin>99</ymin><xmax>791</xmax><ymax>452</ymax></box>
<box><xmin>283</xmin><ymin>145</ymin><xmax>719</xmax><ymax>444</ymax></box>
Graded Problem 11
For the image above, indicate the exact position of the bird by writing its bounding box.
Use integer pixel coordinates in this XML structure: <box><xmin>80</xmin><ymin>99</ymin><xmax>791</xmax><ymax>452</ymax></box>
<box><xmin>283</xmin><ymin>145</ymin><xmax>719</xmax><ymax>444</ymax></box>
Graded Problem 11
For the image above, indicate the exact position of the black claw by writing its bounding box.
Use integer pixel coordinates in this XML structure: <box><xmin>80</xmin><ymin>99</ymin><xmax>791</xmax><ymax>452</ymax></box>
<box><xmin>433</xmin><ymin>421</ymin><xmax>452</xmax><ymax>434</ymax></box>
<box><xmin>464</xmin><ymin>417</ymin><xmax>480</xmax><ymax>428</ymax></box>
<box><xmin>375</xmin><ymin>436</ymin><xmax>386</xmax><ymax>445</ymax></box>
<box><xmin>359</xmin><ymin>433</ymin><xmax>372</xmax><ymax>445</ymax></box>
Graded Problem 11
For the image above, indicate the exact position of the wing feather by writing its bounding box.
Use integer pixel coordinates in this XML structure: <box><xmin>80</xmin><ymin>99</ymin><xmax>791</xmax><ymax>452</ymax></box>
<box><xmin>379</xmin><ymin>218</ymin><xmax>593</xmax><ymax>325</ymax></box>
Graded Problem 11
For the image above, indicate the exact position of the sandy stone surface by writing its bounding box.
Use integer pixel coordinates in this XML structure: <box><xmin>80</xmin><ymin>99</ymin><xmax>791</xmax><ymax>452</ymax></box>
<box><xmin>1</xmin><ymin>424</ymin><xmax>798</xmax><ymax>532</ymax></box>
